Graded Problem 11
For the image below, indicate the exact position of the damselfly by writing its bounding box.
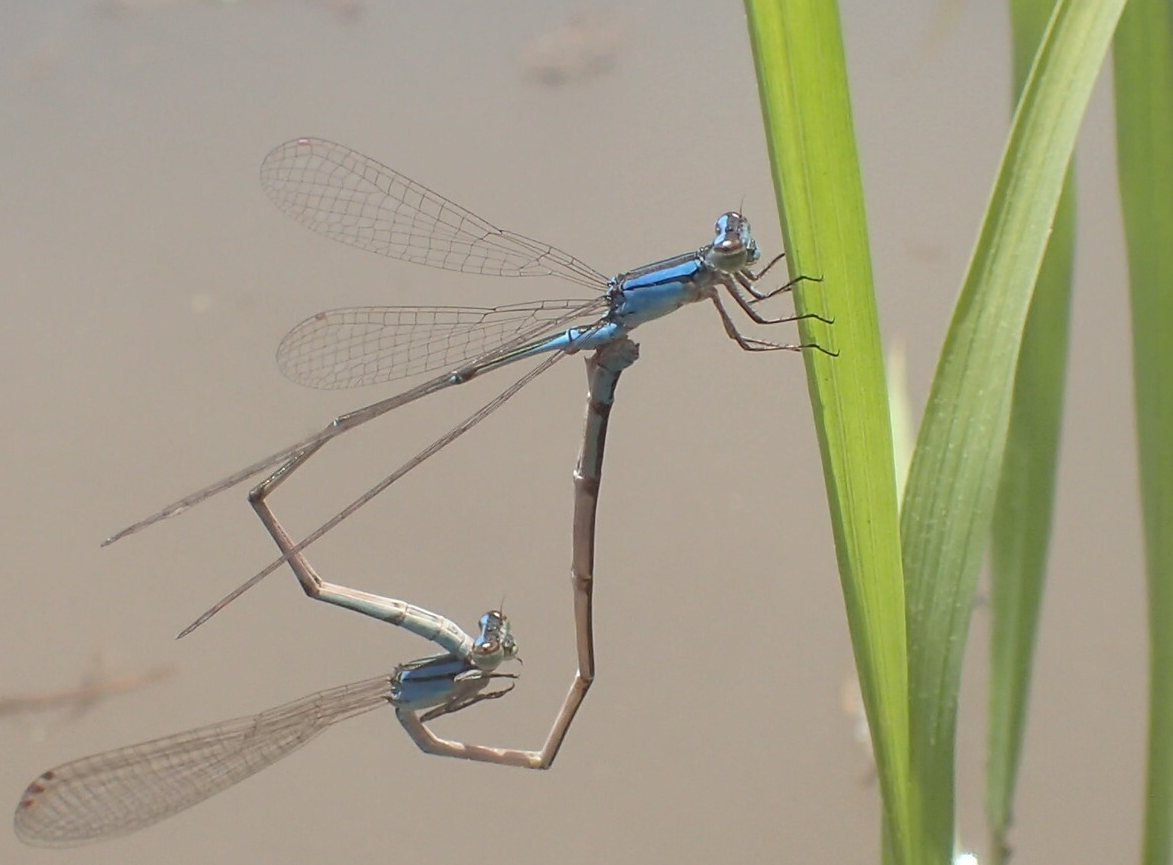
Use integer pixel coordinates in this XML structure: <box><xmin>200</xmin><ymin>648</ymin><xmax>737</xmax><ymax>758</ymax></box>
<box><xmin>14</xmin><ymin>337</ymin><xmax>641</xmax><ymax>846</ymax></box>
<box><xmin>14</xmin><ymin>605</ymin><xmax>519</xmax><ymax>846</ymax></box>
<box><xmin>104</xmin><ymin>138</ymin><xmax>830</xmax><ymax>634</ymax></box>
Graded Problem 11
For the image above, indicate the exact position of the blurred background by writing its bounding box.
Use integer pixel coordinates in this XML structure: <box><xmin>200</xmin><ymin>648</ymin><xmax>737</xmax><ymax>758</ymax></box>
<box><xmin>0</xmin><ymin>1</ymin><xmax>1142</xmax><ymax>863</ymax></box>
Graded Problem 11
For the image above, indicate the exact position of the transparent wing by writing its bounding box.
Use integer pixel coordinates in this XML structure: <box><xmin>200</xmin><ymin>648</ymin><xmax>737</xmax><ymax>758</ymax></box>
<box><xmin>261</xmin><ymin>138</ymin><xmax>609</xmax><ymax>290</ymax></box>
<box><xmin>14</xmin><ymin>676</ymin><xmax>392</xmax><ymax>847</ymax></box>
<box><xmin>276</xmin><ymin>297</ymin><xmax>609</xmax><ymax>390</ymax></box>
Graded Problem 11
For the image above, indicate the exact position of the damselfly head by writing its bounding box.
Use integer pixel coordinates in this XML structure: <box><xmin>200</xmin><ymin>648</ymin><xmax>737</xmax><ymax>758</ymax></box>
<box><xmin>705</xmin><ymin>212</ymin><xmax>760</xmax><ymax>272</ymax></box>
<box><xmin>471</xmin><ymin>610</ymin><xmax>518</xmax><ymax>671</ymax></box>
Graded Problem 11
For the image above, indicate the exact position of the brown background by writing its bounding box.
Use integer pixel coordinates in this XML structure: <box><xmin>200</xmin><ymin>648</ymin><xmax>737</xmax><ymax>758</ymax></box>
<box><xmin>0</xmin><ymin>2</ymin><xmax>1143</xmax><ymax>863</ymax></box>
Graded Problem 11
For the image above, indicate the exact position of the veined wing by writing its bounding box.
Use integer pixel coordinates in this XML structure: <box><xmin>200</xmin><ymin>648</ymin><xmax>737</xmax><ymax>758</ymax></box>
<box><xmin>14</xmin><ymin>676</ymin><xmax>392</xmax><ymax>847</ymax></box>
<box><xmin>104</xmin><ymin>309</ymin><xmax>583</xmax><ymax>543</ymax></box>
<box><xmin>261</xmin><ymin>138</ymin><xmax>609</xmax><ymax>290</ymax></box>
<box><xmin>276</xmin><ymin>297</ymin><xmax>608</xmax><ymax>390</ymax></box>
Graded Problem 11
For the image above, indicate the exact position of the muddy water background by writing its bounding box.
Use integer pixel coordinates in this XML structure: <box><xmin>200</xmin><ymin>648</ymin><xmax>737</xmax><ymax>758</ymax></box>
<box><xmin>1</xmin><ymin>2</ymin><xmax>1142</xmax><ymax>863</ymax></box>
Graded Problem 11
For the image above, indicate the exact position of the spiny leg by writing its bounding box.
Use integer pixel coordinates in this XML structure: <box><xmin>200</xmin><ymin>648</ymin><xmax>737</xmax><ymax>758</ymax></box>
<box><xmin>738</xmin><ymin>253</ymin><xmax>826</xmax><ymax>301</ymax></box>
<box><xmin>738</xmin><ymin>268</ymin><xmax>825</xmax><ymax>303</ymax></box>
<box><xmin>709</xmin><ymin>293</ymin><xmax>835</xmax><ymax>355</ymax></box>
<box><xmin>737</xmin><ymin>251</ymin><xmax>788</xmax><ymax>298</ymax></box>
<box><xmin>418</xmin><ymin>676</ymin><xmax>517</xmax><ymax>722</ymax></box>
<box><xmin>722</xmin><ymin>276</ymin><xmax>834</xmax><ymax>327</ymax></box>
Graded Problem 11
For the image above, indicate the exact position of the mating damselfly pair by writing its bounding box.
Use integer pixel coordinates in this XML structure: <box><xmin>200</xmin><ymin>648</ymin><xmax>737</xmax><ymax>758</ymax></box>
<box><xmin>14</xmin><ymin>137</ymin><xmax>828</xmax><ymax>846</ymax></box>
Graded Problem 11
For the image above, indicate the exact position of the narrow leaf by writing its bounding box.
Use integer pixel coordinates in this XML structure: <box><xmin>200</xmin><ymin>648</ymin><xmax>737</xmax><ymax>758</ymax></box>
<box><xmin>1113</xmin><ymin>3</ymin><xmax>1173</xmax><ymax>863</ymax></box>
<box><xmin>985</xmin><ymin>2</ymin><xmax>1077</xmax><ymax>862</ymax></box>
<box><xmin>744</xmin><ymin>2</ymin><xmax>914</xmax><ymax>862</ymax></box>
<box><xmin>900</xmin><ymin>2</ymin><xmax>1125</xmax><ymax>861</ymax></box>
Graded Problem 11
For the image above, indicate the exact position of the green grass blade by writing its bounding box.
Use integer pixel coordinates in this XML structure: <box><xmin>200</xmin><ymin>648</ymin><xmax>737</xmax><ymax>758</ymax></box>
<box><xmin>743</xmin><ymin>2</ymin><xmax>914</xmax><ymax>863</ymax></box>
<box><xmin>899</xmin><ymin>2</ymin><xmax>1124</xmax><ymax>861</ymax></box>
<box><xmin>1112</xmin><ymin>4</ymin><xmax>1173</xmax><ymax>863</ymax></box>
<box><xmin>985</xmin><ymin>2</ymin><xmax>1076</xmax><ymax>862</ymax></box>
